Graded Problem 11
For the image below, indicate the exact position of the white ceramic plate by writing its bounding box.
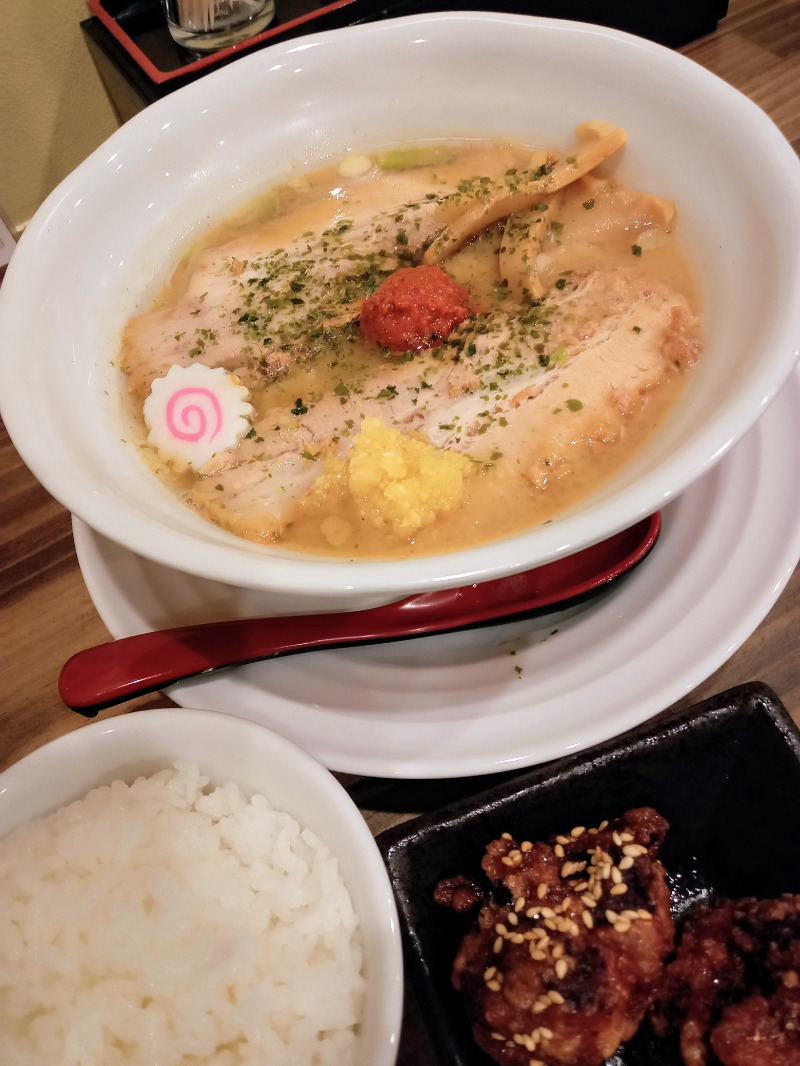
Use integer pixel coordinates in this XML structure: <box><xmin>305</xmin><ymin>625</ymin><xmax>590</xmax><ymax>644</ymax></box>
<box><xmin>74</xmin><ymin>371</ymin><xmax>800</xmax><ymax>779</ymax></box>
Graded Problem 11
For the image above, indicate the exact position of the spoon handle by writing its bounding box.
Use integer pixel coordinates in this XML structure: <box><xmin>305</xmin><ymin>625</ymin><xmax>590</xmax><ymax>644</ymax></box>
<box><xmin>58</xmin><ymin>607</ymin><xmax>419</xmax><ymax>717</ymax></box>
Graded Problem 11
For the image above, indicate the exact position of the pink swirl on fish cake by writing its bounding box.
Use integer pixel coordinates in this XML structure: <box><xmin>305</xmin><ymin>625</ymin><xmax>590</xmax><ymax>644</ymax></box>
<box><xmin>165</xmin><ymin>387</ymin><xmax>223</xmax><ymax>443</ymax></box>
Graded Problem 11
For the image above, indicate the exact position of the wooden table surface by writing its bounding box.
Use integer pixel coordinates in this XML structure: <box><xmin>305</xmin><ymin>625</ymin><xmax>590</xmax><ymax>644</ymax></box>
<box><xmin>1</xmin><ymin>0</ymin><xmax>799</xmax><ymax>1061</ymax></box>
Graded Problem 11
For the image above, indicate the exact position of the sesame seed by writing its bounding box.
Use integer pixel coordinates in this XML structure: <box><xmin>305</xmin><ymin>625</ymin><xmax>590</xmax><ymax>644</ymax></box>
<box><xmin>620</xmin><ymin>832</ymin><xmax>634</xmax><ymax>842</ymax></box>
<box><xmin>523</xmin><ymin>1035</ymin><xmax>536</xmax><ymax>1052</ymax></box>
<box><xmin>605</xmin><ymin>910</ymin><xmax>618</xmax><ymax>924</ymax></box>
<box><xmin>539</xmin><ymin>1026</ymin><xmax>553</xmax><ymax>1039</ymax></box>
<box><xmin>549</xmin><ymin>990</ymin><xmax>565</xmax><ymax>1004</ymax></box>
<box><xmin>611</xmin><ymin>866</ymin><xmax>623</xmax><ymax>884</ymax></box>
<box><xmin>612</xmin><ymin>831</ymin><xmax>623</xmax><ymax>846</ymax></box>
<box><xmin>610</xmin><ymin>883</ymin><xmax>628</xmax><ymax>896</ymax></box>
<box><xmin>512</xmin><ymin>933</ymin><xmax>525</xmax><ymax>944</ymax></box>
<box><xmin>574</xmin><ymin>881</ymin><xmax>589</xmax><ymax>893</ymax></box>
<box><xmin>555</xmin><ymin>958</ymin><xmax>568</xmax><ymax>979</ymax></box>
<box><xmin>508</xmin><ymin>911</ymin><xmax>519</xmax><ymax>926</ymax></box>
<box><xmin>554</xmin><ymin>844</ymin><xmax>565</xmax><ymax>858</ymax></box>
<box><xmin>521</xmin><ymin>840</ymin><xmax>533</xmax><ymax>852</ymax></box>
<box><xmin>561</xmin><ymin>861</ymin><xmax>587</xmax><ymax>879</ymax></box>
<box><xmin>618</xmin><ymin>855</ymin><xmax>634</xmax><ymax>871</ymax></box>
<box><xmin>495</xmin><ymin>923</ymin><xmax>508</xmax><ymax>936</ymax></box>
<box><xmin>513</xmin><ymin>1033</ymin><xmax>525</xmax><ymax>1045</ymax></box>
<box><xmin>571</xmin><ymin>826</ymin><xmax>586</xmax><ymax>838</ymax></box>
<box><xmin>537</xmin><ymin>883</ymin><xmax>548</xmax><ymax>899</ymax></box>
<box><xmin>582</xmin><ymin>895</ymin><xmax>597</xmax><ymax>909</ymax></box>
<box><xmin>638</xmin><ymin>909</ymin><xmax>653</xmax><ymax>921</ymax></box>
<box><xmin>533</xmin><ymin>1000</ymin><xmax>548</xmax><ymax>1014</ymax></box>
<box><xmin>582</xmin><ymin>909</ymin><xmax>594</xmax><ymax>929</ymax></box>
<box><xmin>484</xmin><ymin>965</ymin><xmax>498</xmax><ymax>979</ymax></box>
<box><xmin>540</xmin><ymin>907</ymin><xmax>555</xmax><ymax>919</ymax></box>
<box><xmin>552</xmin><ymin>942</ymin><xmax>564</xmax><ymax>959</ymax></box>
<box><xmin>598</xmin><ymin>820</ymin><xmax>609</xmax><ymax>830</ymax></box>
<box><xmin>515</xmin><ymin>896</ymin><xmax>526</xmax><ymax>912</ymax></box>
<box><xmin>556</xmin><ymin>835</ymin><xmax>571</xmax><ymax>845</ymax></box>
<box><xmin>491</xmin><ymin>1032</ymin><xmax>504</xmax><ymax>1041</ymax></box>
<box><xmin>615</xmin><ymin>918</ymin><xmax>631</xmax><ymax>933</ymax></box>
<box><xmin>501</xmin><ymin>832</ymin><xmax>513</xmax><ymax>840</ymax></box>
<box><xmin>530</xmin><ymin>947</ymin><xmax>547</xmax><ymax>961</ymax></box>
<box><xmin>622</xmin><ymin>843</ymin><xmax>647</xmax><ymax>857</ymax></box>
<box><xmin>494</xmin><ymin>936</ymin><xmax>503</xmax><ymax>953</ymax></box>
<box><xmin>487</xmin><ymin>979</ymin><xmax>502</xmax><ymax>991</ymax></box>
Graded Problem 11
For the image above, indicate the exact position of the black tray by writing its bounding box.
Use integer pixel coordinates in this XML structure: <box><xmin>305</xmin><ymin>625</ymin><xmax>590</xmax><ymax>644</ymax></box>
<box><xmin>376</xmin><ymin>683</ymin><xmax>800</xmax><ymax>1066</ymax></box>
<box><xmin>86</xmin><ymin>0</ymin><xmax>729</xmax><ymax>88</ymax></box>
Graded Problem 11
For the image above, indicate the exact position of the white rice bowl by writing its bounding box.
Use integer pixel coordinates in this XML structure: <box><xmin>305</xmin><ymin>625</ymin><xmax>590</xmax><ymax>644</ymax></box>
<box><xmin>0</xmin><ymin>711</ymin><xmax>402</xmax><ymax>1066</ymax></box>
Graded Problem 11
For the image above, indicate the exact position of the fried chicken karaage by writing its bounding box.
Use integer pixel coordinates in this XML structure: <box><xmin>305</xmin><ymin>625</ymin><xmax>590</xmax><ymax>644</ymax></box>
<box><xmin>651</xmin><ymin>893</ymin><xmax>800</xmax><ymax>1066</ymax></box>
<box><xmin>434</xmin><ymin>807</ymin><xmax>674</xmax><ymax>1066</ymax></box>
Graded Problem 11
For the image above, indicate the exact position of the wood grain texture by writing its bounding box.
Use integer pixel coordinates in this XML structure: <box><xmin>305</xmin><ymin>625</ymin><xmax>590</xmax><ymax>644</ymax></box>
<box><xmin>1</xmin><ymin>0</ymin><xmax>798</xmax><ymax>1059</ymax></box>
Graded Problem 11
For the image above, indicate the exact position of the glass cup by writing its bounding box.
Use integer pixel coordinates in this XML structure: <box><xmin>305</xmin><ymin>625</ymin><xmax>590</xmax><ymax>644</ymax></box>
<box><xmin>161</xmin><ymin>0</ymin><xmax>276</xmax><ymax>52</ymax></box>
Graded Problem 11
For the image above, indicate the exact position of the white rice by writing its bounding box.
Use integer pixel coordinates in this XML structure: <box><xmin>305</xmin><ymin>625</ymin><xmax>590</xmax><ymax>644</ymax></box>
<box><xmin>0</xmin><ymin>763</ymin><xmax>365</xmax><ymax>1066</ymax></box>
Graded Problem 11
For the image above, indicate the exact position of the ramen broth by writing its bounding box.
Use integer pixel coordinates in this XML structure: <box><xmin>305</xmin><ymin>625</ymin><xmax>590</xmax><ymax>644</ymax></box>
<box><xmin>121</xmin><ymin>132</ymin><xmax>701</xmax><ymax>559</ymax></box>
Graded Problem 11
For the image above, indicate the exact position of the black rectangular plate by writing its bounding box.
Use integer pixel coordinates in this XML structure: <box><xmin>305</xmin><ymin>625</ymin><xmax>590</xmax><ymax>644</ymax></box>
<box><xmin>376</xmin><ymin>683</ymin><xmax>800</xmax><ymax>1066</ymax></box>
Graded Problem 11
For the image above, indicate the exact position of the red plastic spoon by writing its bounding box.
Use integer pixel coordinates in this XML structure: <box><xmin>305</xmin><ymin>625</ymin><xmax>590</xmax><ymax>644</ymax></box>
<box><xmin>60</xmin><ymin>514</ymin><xmax>660</xmax><ymax>717</ymax></box>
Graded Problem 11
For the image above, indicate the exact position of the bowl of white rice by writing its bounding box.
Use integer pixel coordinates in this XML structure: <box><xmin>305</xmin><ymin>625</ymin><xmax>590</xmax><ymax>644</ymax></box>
<box><xmin>0</xmin><ymin>708</ymin><xmax>402</xmax><ymax>1066</ymax></box>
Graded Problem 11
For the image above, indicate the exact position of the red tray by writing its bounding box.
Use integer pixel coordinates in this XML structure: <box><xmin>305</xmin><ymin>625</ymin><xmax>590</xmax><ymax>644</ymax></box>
<box><xmin>86</xmin><ymin>0</ymin><xmax>360</xmax><ymax>84</ymax></box>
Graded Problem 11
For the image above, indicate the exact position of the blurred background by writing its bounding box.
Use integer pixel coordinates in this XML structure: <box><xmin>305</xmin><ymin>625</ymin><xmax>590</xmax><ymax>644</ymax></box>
<box><xmin>1</xmin><ymin>2</ymin><xmax>119</xmax><ymax>237</ymax></box>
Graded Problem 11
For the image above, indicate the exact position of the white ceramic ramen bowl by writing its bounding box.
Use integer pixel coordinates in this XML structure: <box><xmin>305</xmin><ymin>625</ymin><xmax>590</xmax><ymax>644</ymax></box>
<box><xmin>0</xmin><ymin>708</ymin><xmax>403</xmax><ymax>1065</ymax></box>
<box><xmin>1</xmin><ymin>12</ymin><xmax>799</xmax><ymax>610</ymax></box>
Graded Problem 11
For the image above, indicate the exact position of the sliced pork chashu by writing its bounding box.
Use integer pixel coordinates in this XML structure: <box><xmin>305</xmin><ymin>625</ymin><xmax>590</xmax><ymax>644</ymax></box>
<box><xmin>191</xmin><ymin>267</ymin><xmax>699</xmax><ymax>542</ymax></box>
<box><xmin>120</xmin><ymin>145</ymin><xmax>532</xmax><ymax>400</ymax></box>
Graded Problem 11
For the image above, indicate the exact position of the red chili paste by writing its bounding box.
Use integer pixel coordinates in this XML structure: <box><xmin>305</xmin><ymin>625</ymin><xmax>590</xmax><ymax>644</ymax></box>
<box><xmin>359</xmin><ymin>265</ymin><xmax>474</xmax><ymax>352</ymax></box>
